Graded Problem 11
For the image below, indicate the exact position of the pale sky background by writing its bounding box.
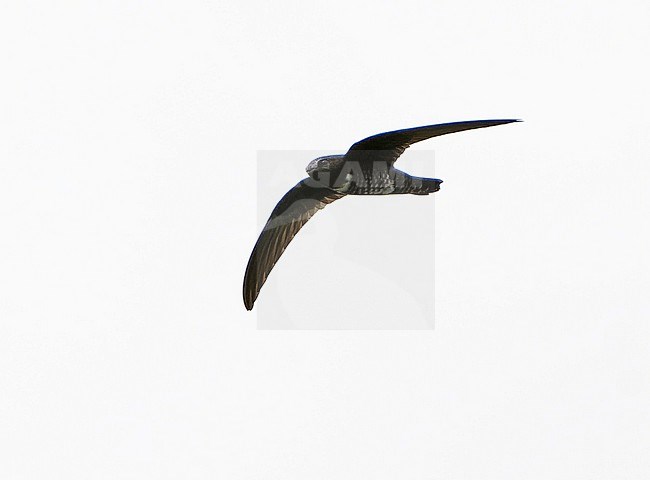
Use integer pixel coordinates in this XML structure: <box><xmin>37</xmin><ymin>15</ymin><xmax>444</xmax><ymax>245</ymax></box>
<box><xmin>2</xmin><ymin>0</ymin><xmax>650</xmax><ymax>479</ymax></box>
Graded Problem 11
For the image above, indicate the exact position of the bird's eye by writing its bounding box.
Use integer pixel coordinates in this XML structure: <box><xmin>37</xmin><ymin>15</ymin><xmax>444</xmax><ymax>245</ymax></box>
<box><xmin>319</xmin><ymin>159</ymin><xmax>329</xmax><ymax>169</ymax></box>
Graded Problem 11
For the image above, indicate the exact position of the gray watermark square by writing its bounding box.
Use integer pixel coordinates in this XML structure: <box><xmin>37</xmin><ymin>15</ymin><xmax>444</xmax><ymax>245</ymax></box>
<box><xmin>253</xmin><ymin>150</ymin><xmax>436</xmax><ymax>329</ymax></box>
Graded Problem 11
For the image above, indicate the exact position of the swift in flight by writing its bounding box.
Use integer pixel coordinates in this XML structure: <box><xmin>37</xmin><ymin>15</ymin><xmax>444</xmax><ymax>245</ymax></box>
<box><xmin>243</xmin><ymin>119</ymin><xmax>520</xmax><ymax>310</ymax></box>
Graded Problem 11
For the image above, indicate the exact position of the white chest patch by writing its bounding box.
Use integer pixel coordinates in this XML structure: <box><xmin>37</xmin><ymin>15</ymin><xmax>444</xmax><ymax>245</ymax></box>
<box><xmin>337</xmin><ymin>172</ymin><xmax>354</xmax><ymax>193</ymax></box>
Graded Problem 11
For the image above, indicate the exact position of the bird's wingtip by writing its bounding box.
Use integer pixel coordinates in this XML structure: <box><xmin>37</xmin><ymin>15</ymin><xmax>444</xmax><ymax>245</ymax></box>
<box><xmin>486</xmin><ymin>118</ymin><xmax>522</xmax><ymax>125</ymax></box>
<box><xmin>243</xmin><ymin>291</ymin><xmax>255</xmax><ymax>311</ymax></box>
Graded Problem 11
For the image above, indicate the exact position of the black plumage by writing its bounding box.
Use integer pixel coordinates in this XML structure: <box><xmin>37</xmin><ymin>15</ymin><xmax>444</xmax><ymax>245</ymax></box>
<box><xmin>243</xmin><ymin>119</ymin><xmax>520</xmax><ymax>310</ymax></box>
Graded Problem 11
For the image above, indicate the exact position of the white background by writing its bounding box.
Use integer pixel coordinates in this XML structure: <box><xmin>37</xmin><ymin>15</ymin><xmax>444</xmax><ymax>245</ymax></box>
<box><xmin>2</xmin><ymin>1</ymin><xmax>649</xmax><ymax>478</ymax></box>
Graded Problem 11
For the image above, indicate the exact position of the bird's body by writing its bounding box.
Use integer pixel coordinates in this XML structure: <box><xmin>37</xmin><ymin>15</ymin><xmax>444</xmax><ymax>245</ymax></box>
<box><xmin>305</xmin><ymin>154</ymin><xmax>441</xmax><ymax>196</ymax></box>
<box><xmin>243</xmin><ymin>119</ymin><xmax>520</xmax><ymax>310</ymax></box>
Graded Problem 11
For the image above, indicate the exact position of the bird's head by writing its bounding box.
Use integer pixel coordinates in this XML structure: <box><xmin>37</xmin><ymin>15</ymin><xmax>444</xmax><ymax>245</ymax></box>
<box><xmin>306</xmin><ymin>155</ymin><xmax>345</xmax><ymax>184</ymax></box>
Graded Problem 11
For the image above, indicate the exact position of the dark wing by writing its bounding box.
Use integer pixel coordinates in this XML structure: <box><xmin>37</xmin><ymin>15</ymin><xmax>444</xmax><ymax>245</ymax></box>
<box><xmin>345</xmin><ymin>119</ymin><xmax>520</xmax><ymax>165</ymax></box>
<box><xmin>243</xmin><ymin>179</ymin><xmax>346</xmax><ymax>310</ymax></box>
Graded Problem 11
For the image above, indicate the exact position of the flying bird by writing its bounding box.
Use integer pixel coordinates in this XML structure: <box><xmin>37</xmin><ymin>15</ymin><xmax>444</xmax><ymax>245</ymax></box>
<box><xmin>243</xmin><ymin>119</ymin><xmax>520</xmax><ymax>310</ymax></box>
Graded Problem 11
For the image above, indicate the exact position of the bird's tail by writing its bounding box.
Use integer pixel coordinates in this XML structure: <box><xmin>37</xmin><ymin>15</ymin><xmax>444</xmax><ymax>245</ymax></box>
<box><xmin>392</xmin><ymin>172</ymin><xmax>443</xmax><ymax>195</ymax></box>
